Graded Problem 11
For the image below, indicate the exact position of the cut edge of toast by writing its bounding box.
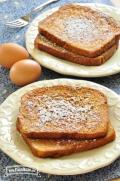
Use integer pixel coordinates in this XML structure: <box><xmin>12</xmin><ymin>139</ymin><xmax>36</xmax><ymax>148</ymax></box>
<box><xmin>17</xmin><ymin>120</ymin><xmax>115</xmax><ymax>158</ymax></box>
<box><xmin>35</xmin><ymin>34</ymin><xmax>118</xmax><ymax>66</ymax></box>
<box><xmin>39</xmin><ymin>28</ymin><xmax>119</xmax><ymax>58</ymax></box>
<box><xmin>17</xmin><ymin>116</ymin><xmax>109</xmax><ymax>139</ymax></box>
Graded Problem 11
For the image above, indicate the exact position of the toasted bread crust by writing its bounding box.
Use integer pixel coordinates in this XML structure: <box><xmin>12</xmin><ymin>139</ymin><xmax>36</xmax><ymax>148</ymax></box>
<box><xmin>18</xmin><ymin>86</ymin><xmax>109</xmax><ymax>139</ymax></box>
<box><xmin>17</xmin><ymin>121</ymin><xmax>115</xmax><ymax>158</ymax></box>
<box><xmin>39</xmin><ymin>4</ymin><xmax>120</xmax><ymax>58</ymax></box>
<box><xmin>35</xmin><ymin>34</ymin><xmax>118</xmax><ymax>66</ymax></box>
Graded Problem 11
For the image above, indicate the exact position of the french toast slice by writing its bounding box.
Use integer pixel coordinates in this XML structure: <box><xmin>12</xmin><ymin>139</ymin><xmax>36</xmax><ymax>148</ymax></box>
<box><xmin>35</xmin><ymin>34</ymin><xmax>118</xmax><ymax>66</ymax></box>
<box><xmin>18</xmin><ymin>86</ymin><xmax>109</xmax><ymax>139</ymax></box>
<box><xmin>17</xmin><ymin>121</ymin><xmax>115</xmax><ymax>158</ymax></box>
<box><xmin>39</xmin><ymin>4</ymin><xmax>120</xmax><ymax>58</ymax></box>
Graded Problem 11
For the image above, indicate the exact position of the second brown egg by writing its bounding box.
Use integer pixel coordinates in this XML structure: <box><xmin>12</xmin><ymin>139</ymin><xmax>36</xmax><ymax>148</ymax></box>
<box><xmin>9</xmin><ymin>59</ymin><xmax>42</xmax><ymax>86</ymax></box>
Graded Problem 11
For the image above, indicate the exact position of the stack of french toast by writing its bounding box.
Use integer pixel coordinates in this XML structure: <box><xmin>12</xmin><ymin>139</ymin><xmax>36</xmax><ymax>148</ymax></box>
<box><xmin>35</xmin><ymin>4</ymin><xmax>120</xmax><ymax>66</ymax></box>
<box><xmin>17</xmin><ymin>85</ymin><xmax>115</xmax><ymax>158</ymax></box>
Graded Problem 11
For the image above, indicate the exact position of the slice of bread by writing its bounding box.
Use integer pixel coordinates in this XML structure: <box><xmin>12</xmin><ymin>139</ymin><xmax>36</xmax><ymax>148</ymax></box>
<box><xmin>35</xmin><ymin>34</ymin><xmax>118</xmax><ymax>66</ymax></box>
<box><xmin>39</xmin><ymin>4</ymin><xmax>120</xmax><ymax>58</ymax></box>
<box><xmin>17</xmin><ymin>121</ymin><xmax>115</xmax><ymax>158</ymax></box>
<box><xmin>17</xmin><ymin>86</ymin><xmax>109</xmax><ymax>139</ymax></box>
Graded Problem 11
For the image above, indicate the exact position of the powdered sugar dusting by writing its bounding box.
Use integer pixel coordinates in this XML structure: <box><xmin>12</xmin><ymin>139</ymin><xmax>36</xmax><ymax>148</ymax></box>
<box><xmin>63</xmin><ymin>17</ymin><xmax>113</xmax><ymax>43</ymax></box>
<box><xmin>24</xmin><ymin>87</ymin><xmax>103</xmax><ymax>131</ymax></box>
<box><xmin>28</xmin><ymin>95</ymin><xmax>100</xmax><ymax>128</ymax></box>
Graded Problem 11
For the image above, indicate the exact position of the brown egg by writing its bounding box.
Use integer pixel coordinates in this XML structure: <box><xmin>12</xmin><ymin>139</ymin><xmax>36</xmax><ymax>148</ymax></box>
<box><xmin>9</xmin><ymin>59</ymin><xmax>42</xmax><ymax>86</ymax></box>
<box><xmin>0</xmin><ymin>43</ymin><xmax>29</xmax><ymax>69</ymax></box>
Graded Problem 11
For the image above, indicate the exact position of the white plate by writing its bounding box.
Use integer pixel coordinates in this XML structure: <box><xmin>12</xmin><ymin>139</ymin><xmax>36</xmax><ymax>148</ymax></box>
<box><xmin>26</xmin><ymin>3</ymin><xmax>120</xmax><ymax>78</ymax></box>
<box><xmin>0</xmin><ymin>79</ymin><xmax>120</xmax><ymax>175</ymax></box>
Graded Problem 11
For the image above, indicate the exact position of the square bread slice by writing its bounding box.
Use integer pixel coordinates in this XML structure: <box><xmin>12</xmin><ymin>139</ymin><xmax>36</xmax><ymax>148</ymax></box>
<box><xmin>39</xmin><ymin>4</ymin><xmax>120</xmax><ymax>58</ymax></box>
<box><xmin>17</xmin><ymin>121</ymin><xmax>115</xmax><ymax>158</ymax></box>
<box><xmin>35</xmin><ymin>34</ymin><xmax>118</xmax><ymax>66</ymax></box>
<box><xmin>17</xmin><ymin>85</ymin><xmax>109</xmax><ymax>139</ymax></box>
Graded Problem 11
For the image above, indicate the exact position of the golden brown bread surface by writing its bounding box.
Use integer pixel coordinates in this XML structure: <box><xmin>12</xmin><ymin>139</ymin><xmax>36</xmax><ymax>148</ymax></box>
<box><xmin>39</xmin><ymin>4</ymin><xmax>120</xmax><ymax>58</ymax></box>
<box><xmin>35</xmin><ymin>34</ymin><xmax>118</xmax><ymax>66</ymax></box>
<box><xmin>17</xmin><ymin>85</ymin><xmax>109</xmax><ymax>139</ymax></box>
<box><xmin>17</xmin><ymin>121</ymin><xmax>115</xmax><ymax>158</ymax></box>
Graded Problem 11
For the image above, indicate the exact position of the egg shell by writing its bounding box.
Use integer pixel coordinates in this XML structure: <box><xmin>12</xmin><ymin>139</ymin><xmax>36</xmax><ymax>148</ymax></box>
<box><xmin>0</xmin><ymin>43</ymin><xmax>29</xmax><ymax>68</ymax></box>
<box><xmin>9</xmin><ymin>59</ymin><xmax>42</xmax><ymax>86</ymax></box>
